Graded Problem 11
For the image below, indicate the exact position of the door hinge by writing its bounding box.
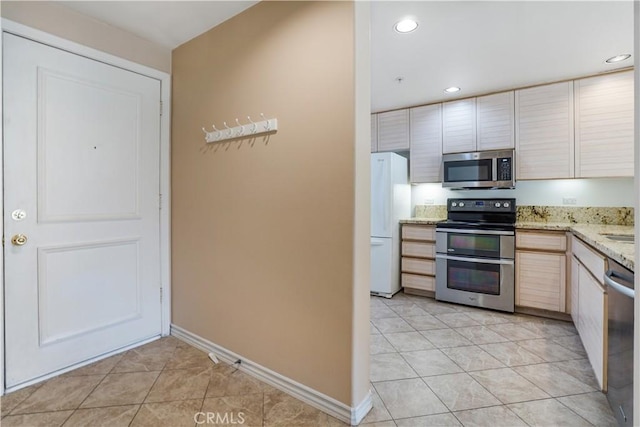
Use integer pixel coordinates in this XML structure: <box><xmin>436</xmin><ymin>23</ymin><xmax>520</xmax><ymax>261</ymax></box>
<box><xmin>160</xmin><ymin>101</ymin><xmax>163</xmax><ymax>116</ymax></box>
<box><xmin>159</xmin><ymin>193</ymin><xmax>162</xmax><ymax>210</ymax></box>
<box><xmin>160</xmin><ymin>287</ymin><xmax>163</xmax><ymax>302</ymax></box>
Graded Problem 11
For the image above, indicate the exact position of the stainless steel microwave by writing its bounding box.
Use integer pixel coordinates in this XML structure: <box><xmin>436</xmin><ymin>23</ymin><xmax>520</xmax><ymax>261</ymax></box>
<box><xmin>442</xmin><ymin>149</ymin><xmax>515</xmax><ymax>189</ymax></box>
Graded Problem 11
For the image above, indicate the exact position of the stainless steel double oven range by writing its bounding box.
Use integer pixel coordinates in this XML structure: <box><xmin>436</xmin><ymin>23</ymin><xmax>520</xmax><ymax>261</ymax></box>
<box><xmin>435</xmin><ymin>198</ymin><xmax>516</xmax><ymax>313</ymax></box>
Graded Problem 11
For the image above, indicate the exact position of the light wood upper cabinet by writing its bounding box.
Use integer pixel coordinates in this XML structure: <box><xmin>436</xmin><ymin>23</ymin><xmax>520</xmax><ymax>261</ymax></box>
<box><xmin>443</xmin><ymin>93</ymin><xmax>514</xmax><ymax>154</ymax></box>
<box><xmin>442</xmin><ymin>98</ymin><xmax>476</xmax><ymax>153</ymax></box>
<box><xmin>410</xmin><ymin>104</ymin><xmax>442</xmax><ymax>183</ymax></box>
<box><xmin>371</xmin><ymin>114</ymin><xmax>378</xmax><ymax>153</ymax></box>
<box><xmin>515</xmin><ymin>81</ymin><xmax>574</xmax><ymax>180</ymax></box>
<box><xmin>476</xmin><ymin>91</ymin><xmax>515</xmax><ymax>151</ymax></box>
<box><xmin>574</xmin><ymin>70</ymin><xmax>634</xmax><ymax>178</ymax></box>
<box><xmin>377</xmin><ymin>109</ymin><xmax>410</xmax><ymax>152</ymax></box>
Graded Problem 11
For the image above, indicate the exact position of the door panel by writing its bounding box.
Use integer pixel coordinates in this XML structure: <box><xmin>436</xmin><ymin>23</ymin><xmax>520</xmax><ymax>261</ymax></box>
<box><xmin>37</xmin><ymin>67</ymin><xmax>141</xmax><ymax>222</ymax></box>
<box><xmin>4</xmin><ymin>33</ymin><xmax>162</xmax><ymax>388</ymax></box>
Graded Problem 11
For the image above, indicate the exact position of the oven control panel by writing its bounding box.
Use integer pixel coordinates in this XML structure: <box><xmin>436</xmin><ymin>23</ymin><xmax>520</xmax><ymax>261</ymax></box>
<box><xmin>448</xmin><ymin>198</ymin><xmax>516</xmax><ymax>213</ymax></box>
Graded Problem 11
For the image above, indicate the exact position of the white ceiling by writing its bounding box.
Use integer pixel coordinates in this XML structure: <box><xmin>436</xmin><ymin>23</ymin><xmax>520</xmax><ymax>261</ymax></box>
<box><xmin>372</xmin><ymin>1</ymin><xmax>634</xmax><ymax>112</ymax></box>
<box><xmin>59</xmin><ymin>1</ymin><xmax>258</xmax><ymax>49</ymax></box>
<box><xmin>56</xmin><ymin>1</ymin><xmax>634</xmax><ymax>113</ymax></box>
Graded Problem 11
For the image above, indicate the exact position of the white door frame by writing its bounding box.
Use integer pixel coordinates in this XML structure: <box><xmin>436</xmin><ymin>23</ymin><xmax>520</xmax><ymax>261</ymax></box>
<box><xmin>0</xmin><ymin>18</ymin><xmax>172</xmax><ymax>396</ymax></box>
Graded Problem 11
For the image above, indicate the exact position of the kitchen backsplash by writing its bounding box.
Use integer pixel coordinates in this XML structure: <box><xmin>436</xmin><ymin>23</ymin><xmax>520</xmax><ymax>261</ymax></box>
<box><xmin>414</xmin><ymin>205</ymin><xmax>634</xmax><ymax>226</ymax></box>
<box><xmin>414</xmin><ymin>205</ymin><xmax>448</xmax><ymax>219</ymax></box>
<box><xmin>516</xmin><ymin>206</ymin><xmax>634</xmax><ymax>225</ymax></box>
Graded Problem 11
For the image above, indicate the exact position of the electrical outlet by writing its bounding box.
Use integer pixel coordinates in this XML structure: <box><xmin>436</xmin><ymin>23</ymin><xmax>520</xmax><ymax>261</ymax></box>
<box><xmin>562</xmin><ymin>197</ymin><xmax>577</xmax><ymax>205</ymax></box>
<box><xmin>423</xmin><ymin>199</ymin><xmax>435</xmax><ymax>205</ymax></box>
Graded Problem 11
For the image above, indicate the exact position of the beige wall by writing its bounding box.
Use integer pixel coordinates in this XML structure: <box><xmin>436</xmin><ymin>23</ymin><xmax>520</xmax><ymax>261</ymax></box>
<box><xmin>172</xmin><ymin>1</ymin><xmax>365</xmax><ymax>406</ymax></box>
<box><xmin>1</xmin><ymin>1</ymin><xmax>171</xmax><ymax>73</ymax></box>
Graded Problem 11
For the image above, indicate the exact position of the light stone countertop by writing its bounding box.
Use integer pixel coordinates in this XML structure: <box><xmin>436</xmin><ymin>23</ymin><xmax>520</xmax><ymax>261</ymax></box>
<box><xmin>516</xmin><ymin>222</ymin><xmax>634</xmax><ymax>271</ymax></box>
<box><xmin>569</xmin><ymin>224</ymin><xmax>634</xmax><ymax>271</ymax></box>
<box><xmin>400</xmin><ymin>218</ymin><xmax>635</xmax><ymax>271</ymax></box>
<box><xmin>400</xmin><ymin>218</ymin><xmax>446</xmax><ymax>225</ymax></box>
<box><xmin>515</xmin><ymin>221</ymin><xmax>573</xmax><ymax>231</ymax></box>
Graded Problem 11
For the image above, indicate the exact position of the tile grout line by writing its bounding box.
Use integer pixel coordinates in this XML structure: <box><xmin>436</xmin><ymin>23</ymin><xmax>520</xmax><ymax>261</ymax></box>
<box><xmin>126</xmin><ymin>340</ymin><xmax>180</xmax><ymax>426</ymax></box>
<box><xmin>371</xmin><ymin>294</ymin><xmax>604</xmax><ymax>426</ymax></box>
<box><xmin>2</xmin><ymin>383</ymin><xmax>45</xmax><ymax>418</ymax></box>
<box><xmin>61</xmin><ymin>361</ymin><xmax>119</xmax><ymax>425</ymax></box>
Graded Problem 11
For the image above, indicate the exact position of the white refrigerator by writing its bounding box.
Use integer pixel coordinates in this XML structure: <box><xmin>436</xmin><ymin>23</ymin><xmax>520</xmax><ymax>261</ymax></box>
<box><xmin>370</xmin><ymin>153</ymin><xmax>411</xmax><ymax>298</ymax></box>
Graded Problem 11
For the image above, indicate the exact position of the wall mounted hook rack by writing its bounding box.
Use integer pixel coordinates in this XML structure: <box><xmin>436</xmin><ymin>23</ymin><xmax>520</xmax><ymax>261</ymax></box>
<box><xmin>202</xmin><ymin>114</ymin><xmax>278</xmax><ymax>143</ymax></box>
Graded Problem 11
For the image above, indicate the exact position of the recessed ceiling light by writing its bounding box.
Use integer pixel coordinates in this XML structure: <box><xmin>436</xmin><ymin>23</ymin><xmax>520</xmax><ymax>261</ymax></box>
<box><xmin>394</xmin><ymin>19</ymin><xmax>418</xmax><ymax>33</ymax></box>
<box><xmin>605</xmin><ymin>54</ymin><xmax>631</xmax><ymax>64</ymax></box>
<box><xmin>444</xmin><ymin>87</ymin><xmax>461</xmax><ymax>94</ymax></box>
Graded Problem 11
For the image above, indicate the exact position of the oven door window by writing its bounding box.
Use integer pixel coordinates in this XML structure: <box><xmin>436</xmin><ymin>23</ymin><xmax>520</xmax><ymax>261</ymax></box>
<box><xmin>446</xmin><ymin>259</ymin><xmax>501</xmax><ymax>295</ymax></box>
<box><xmin>444</xmin><ymin>159</ymin><xmax>493</xmax><ymax>183</ymax></box>
<box><xmin>448</xmin><ymin>233</ymin><xmax>501</xmax><ymax>258</ymax></box>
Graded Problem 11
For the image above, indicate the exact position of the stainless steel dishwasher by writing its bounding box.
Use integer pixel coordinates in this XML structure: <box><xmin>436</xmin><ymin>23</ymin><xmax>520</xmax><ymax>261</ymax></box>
<box><xmin>604</xmin><ymin>258</ymin><xmax>634</xmax><ymax>426</ymax></box>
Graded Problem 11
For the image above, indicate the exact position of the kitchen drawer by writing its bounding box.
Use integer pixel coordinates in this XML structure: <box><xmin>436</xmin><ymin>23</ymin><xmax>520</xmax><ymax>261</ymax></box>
<box><xmin>401</xmin><ymin>273</ymin><xmax>435</xmax><ymax>291</ymax></box>
<box><xmin>401</xmin><ymin>257</ymin><xmax>435</xmax><ymax>275</ymax></box>
<box><xmin>516</xmin><ymin>231</ymin><xmax>567</xmax><ymax>252</ymax></box>
<box><xmin>401</xmin><ymin>241</ymin><xmax>435</xmax><ymax>258</ymax></box>
<box><xmin>572</xmin><ymin>236</ymin><xmax>606</xmax><ymax>285</ymax></box>
<box><xmin>402</xmin><ymin>225</ymin><xmax>436</xmax><ymax>241</ymax></box>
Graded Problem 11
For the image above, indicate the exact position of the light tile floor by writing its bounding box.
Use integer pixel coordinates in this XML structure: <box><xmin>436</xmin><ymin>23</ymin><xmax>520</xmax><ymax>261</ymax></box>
<box><xmin>364</xmin><ymin>292</ymin><xmax>618</xmax><ymax>426</ymax></box>
<box><xmin>0</xmin><ymin>337</ymin><xmax>345</xmax><ymax>426</ymax></box>
<box><xmin>0</xmin><ymin>292</ymin><xmax>619</xmax><ymax>426</ymax></box>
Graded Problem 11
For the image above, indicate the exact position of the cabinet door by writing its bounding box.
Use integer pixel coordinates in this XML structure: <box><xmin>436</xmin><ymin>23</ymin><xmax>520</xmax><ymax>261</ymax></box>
<box><xmin>442</xmin><ymin>98</ymin><xmax>476</xmax><ymax>153</ymax></box>
<box><xmin>377</xmin><ymin>109</ymin><xmax>409</xmax><ymax>151</ymax></box>
<box><xmin>515</xmin><ymin>82</ymin><xmax>574</xmax><ymax>179</ymax></box>
<box><xmin>410</xmin><ymin>104</ymin><xmax>442</xmax><ymax>183</ymax></box>
<box><xmin>476</xmin><ymin>91</ymin><xmax>515</xmax><ymax>151</ymax></box>
<box><xmin>371</xmin><ymin>113</ymin><xmax>378</xmax><ymax>153</ymax></box>
<box><xmin>515</xmin><ymin>251</ymin><xmax>566</xmax><ymax>312</ymax></box>
<box><xmin>570</xmin><ymin>256</ymin><xmax>579</xmax><ymax>325</ymax></box>
<box><xmin>575</xmin><ymin>70</ymin><xmax>634</xmax><ymax>178</ymax></box>
<box><xmin>577</xmin><ymin>263</ymin><xmax>606</xmax><ymax>390</ymax></box>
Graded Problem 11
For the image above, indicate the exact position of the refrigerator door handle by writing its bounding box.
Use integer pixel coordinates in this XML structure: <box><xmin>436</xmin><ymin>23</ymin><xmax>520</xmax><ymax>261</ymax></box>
<box><xmin>378</xmin><ymin>159</ymin><xmax>390</xmax><ymax>233</ymax></box>
<box><xmin>371</xmin><ymin>238</ymin><xmax>386</xmax><ymax>246</ymax></box>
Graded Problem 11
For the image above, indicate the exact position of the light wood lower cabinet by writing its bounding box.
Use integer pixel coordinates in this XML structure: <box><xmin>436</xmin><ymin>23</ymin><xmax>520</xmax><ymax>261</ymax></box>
<box><xmin>571</xmin><ymin>235</ymin><xmax>608</xmax><ymax>391</ymax></box>
<box><xmin>401</xmin><ymin>224</ymin><xmax>436</xmax><ymax>295</ymax></box>
<box><xmin>515</xmin><ymin>230</ymin><xmax>567</xmax><ymax>312</ymax></box>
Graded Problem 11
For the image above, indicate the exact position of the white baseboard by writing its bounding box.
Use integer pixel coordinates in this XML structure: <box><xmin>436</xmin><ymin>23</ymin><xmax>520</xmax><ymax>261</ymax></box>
<box><xmin>351</xmin><ymin>390</ymin><xmax>373</xmax><ymax>425</ymax></box>
<box><xmin>171</xmin><ymin>324</ymin><xmax>371</xmax><ymax>425</ymax></box>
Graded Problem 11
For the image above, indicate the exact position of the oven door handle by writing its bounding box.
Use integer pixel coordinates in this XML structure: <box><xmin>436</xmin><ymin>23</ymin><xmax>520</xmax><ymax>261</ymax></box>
<box><xmin>436</xmin><ymin>228</ymin><xmax>514</xmax><ymax>236</ymax></box>
<box><xmin>436</xmin><ymin>253</ymin><xmax>514</xmax><ymax>265</ymax></box>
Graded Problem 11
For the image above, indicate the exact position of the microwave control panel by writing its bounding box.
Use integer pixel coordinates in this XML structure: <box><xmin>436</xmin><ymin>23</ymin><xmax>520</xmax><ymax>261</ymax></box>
<box><xmin>497</xmin><ymin>157</ymin><xmax>512</xmax><ymax>181</ymax></box>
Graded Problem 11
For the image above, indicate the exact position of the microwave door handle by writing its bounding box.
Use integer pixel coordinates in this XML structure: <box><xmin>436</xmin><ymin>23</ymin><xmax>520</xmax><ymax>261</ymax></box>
<box><xmin>492</xmin><ymin>157</ymin><xmax>498</xmax><ymax>182</ymax></box>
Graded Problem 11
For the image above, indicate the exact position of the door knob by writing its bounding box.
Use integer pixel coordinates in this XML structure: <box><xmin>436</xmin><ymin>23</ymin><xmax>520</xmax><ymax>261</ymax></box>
<box><xmin>11</xmin><ymin>234</ymin><xmax>28</xmax><ymax>246</ymax></box>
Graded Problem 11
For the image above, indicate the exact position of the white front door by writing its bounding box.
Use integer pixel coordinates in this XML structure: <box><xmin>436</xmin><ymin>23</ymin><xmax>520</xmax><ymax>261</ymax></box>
<box><xmin>3</xmin><ymin>33</ymin><xmax>162</xmax><ymax>388</ymax></box>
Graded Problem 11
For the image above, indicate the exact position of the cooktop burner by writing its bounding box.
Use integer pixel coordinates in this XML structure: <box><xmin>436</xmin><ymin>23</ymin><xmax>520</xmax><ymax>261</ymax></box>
<box><xmin>437</xmin><ymin>198</ymin><xmax>517</xmax><ymax>229</ymax></box>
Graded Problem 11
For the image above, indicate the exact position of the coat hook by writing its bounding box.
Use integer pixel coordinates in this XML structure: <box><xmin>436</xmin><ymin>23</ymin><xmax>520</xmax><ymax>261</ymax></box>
<box><xmin>235</xmin><ymin>118</ymin><xmax>244</xmax><ymax>136</ymax></box>
<box><xmin>223</xmin><ymin>122</ymin><xmax>233</xmax><ymax>137</ymax></box>
<box><xmin>260</xmin><ymin>113</ymin><xmax>270</xmax><ymax>131</ymax></box>
<box><xmin>247</xmin><ymin>116</ymin><xmax>257</xmax><ymax>133</ymax></box>
<box><xmin>212</xmin><ymin>124</ymin><xmax>220</xmax><ymax>132</ymax></box>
